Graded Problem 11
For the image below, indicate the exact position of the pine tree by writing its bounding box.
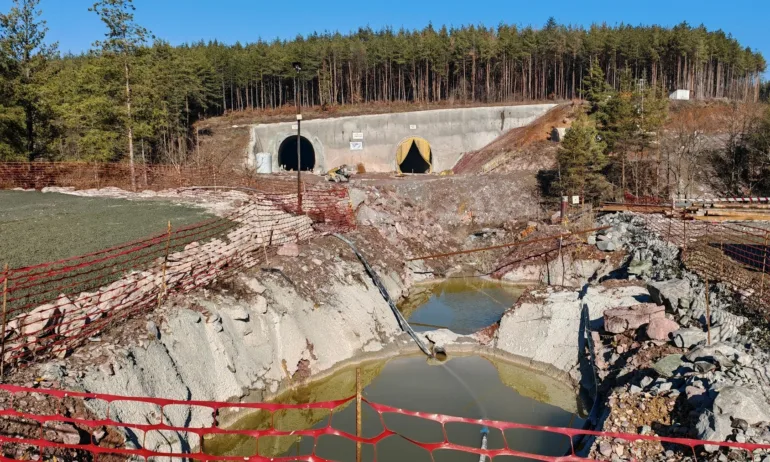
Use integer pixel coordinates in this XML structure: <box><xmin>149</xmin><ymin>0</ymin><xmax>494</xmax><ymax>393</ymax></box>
<box><xmin>0</xmin><ymin>0</ymin><xmax>57</xmax><ymax>160</ymax></box>
<box><xmin>556</xmin><ymin>113</ymin><xmax>610</xmax><ymax>203</ymax></box>
<box><xmin>1</xmin><ymin>16</ymin><xmax>765</xmax><ymax>166</ymax></box>
<box><xmin>90</xmin><ymin>0</ymin><xmax>150</xmax><ymax>190</ymax></box>
<box><xmin>582</xmin><ymin>58</ymin><xmax>611</xmax><ymax>114</ymax></box>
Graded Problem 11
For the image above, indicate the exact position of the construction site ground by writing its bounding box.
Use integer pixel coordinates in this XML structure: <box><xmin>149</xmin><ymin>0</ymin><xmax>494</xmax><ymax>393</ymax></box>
<box><xmin>4</xmin><ymin>99</ymin><xmax>770</xmax><ymax>461</ymax></box>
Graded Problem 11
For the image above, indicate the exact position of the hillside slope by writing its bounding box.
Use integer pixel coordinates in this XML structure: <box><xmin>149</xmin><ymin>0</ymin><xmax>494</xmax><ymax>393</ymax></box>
<box><xmin>453</xmin><ymin>103</ymin><xmax>577</xmax><ymax>174</ymax></box>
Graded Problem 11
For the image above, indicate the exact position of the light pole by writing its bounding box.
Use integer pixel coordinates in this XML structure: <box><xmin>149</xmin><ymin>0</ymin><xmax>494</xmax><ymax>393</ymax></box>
<box><xmin>293</xmin><ymin>62</ymin><xmax>303</xmax><ymax>214</ymax></box>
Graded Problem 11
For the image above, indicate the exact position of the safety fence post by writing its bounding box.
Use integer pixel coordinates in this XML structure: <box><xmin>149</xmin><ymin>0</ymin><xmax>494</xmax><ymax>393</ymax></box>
<box><xmin>1</xmin><ymin>263</ymin><xmax>7</xmax><ymax>379</ymax></box>
<box><xmin>705</xmin><ymin>279</ymin><xmax>712</xmax><ymax>346</ymax></box>
<box><xmin>761</xmin><ymin>231</ymin><xmax>769</xmax><ymax>298</ymax></box>
<box><xmin>720</xmin><ymin>224</ymin><xmax>725</xmax><ymax>275</ymax></box>
<box><xmin>263</xmin><ymin>229</ymin><xmax>274</xmax><ymax>266</ymax></box>
<box><xmin>159</xmin><ymin>221</ymin><xmax>172</xmax><ymax>308</ymax></box>
<box><xmin>356</xmin><ymin>367</ymin><xmax>362</xmax><ymax>462</ymax></box>
<box><xmin>682</xmin><ymin>212</ymin><xmax>688</xmax><ymax>261</ymax></box>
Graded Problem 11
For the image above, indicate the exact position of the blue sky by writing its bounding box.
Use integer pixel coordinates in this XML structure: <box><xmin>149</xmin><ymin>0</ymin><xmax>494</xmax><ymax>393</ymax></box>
<box><xmin>2</xmin><ymin>0</ymin><xmax>768</xmax><ymax>74</ymax></box>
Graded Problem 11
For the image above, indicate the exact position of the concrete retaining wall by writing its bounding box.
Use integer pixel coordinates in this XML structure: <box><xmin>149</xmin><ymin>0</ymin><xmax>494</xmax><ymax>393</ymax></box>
<box><xmin>248</xmin><ymin>104</ymin><xmax>556</xmax><ymax>173</ymax></box>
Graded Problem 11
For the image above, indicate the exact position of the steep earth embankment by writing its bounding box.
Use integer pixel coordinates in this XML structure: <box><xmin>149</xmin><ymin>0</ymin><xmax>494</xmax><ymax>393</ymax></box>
<box><xmin>453</xmin><ymin>103</ymin><xmax>576</xmax><ymax>174</ymax></box>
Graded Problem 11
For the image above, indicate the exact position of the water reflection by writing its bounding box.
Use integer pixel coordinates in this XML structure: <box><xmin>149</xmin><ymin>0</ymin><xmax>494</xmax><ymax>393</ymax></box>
<box><xmin>399</xmin><ymin>279</ymin><xmax>526</xmax><ymax>334</ymax></box>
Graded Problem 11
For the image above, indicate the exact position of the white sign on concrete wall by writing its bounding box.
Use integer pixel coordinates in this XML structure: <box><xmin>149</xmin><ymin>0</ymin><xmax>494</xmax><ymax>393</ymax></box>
<box><xmin>350</xmin><ymin>142</ymin><xmax>363</xmax><ymax>151</ymax></box>
<box><xmin>409</xmin><ymin>124</ymin><xmax>417</xmax><ymax>130</ymax></box>
<box><xmin>352</xmin><ymin>132</ymin><xmax>364</xmax><ymax>140</ymax></box>
<box><xmin>291</xmin><ymin>125</ymin><xmax>298</xmax><ymax>130</ymax></box>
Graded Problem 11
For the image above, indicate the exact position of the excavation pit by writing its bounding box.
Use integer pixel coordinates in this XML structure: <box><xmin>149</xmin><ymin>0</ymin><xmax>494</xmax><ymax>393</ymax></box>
<box><xmin>203</xmin><ymin>355</ymin><xmax>585</xmax><ymax>460</ymax></box>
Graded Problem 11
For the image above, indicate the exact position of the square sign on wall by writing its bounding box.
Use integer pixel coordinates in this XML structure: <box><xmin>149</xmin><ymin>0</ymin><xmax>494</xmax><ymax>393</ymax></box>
<box><xmin>350</xmin><ymin>142</ymin><xmax>363</xmax><ymax>151</ymax></box>
<box><xmin>352</xmin><ymin>132</ymin><xmax>364</xmax><ymax>140</ymax></box>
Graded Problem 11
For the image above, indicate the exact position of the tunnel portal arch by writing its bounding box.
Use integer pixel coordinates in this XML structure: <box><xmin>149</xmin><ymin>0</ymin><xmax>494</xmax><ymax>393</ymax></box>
<box><xmin>396</xmin><ymin>137</ymin><xmax>432</xmax><ymax>174</ymax></box>
<box><xmin>278</xmin><ymin>135</ymin><xmax>316</xmax><ymax>172</ymax></box>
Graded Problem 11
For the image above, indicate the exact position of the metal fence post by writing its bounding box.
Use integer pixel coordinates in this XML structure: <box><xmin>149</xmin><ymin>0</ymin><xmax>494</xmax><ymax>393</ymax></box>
<box><xmin>705</xmin><ymin>279</ymin><xmax>712</xmax><ymax>346</ymax></box>
<box><xmin>761</xmin><ymin>231</ymin><xmax>769</xmax><ymax>298</ymax></box>
<box><xmin>1</xmin><ymin>263</ymin><xmax>8</xmax><ymax>378</ymax></box>
<box><xmin>682</xmin><ymin>212</ymin><xmax>688</xmax><ymax>261</ymax></box>
<box><xmin>159</xmin><ymin>221</ymin><xmax>172</xmax><ymax>308</ymax></box>
<box><xmin>163</xmin><ymin>221</ymin><xmax>172</xmax><ymax>293</ymax></box>
<box><xmin>720</xmin><ymin>225</ymin><xmax>725</xmax><ymax>275</ymax></box>
<box><xmin>263</xmin><ymin>229</ymin><xmax>273</xmax><ymax>266</ymax></box>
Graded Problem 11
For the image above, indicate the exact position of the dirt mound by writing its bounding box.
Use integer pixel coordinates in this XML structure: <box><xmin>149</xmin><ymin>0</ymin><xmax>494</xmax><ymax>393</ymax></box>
<box><xmin>453</xmin><ymin>103</ymin><xmax>577</xmax><ymax>174</ymax></box>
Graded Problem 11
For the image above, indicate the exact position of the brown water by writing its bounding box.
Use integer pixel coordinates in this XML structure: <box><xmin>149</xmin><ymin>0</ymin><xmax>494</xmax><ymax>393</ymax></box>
<box><xmin>203</xmin><ymin>355</ymin><xmax>585</xmax><ymax>461</ymax></box>
<box><xmin>399</xmin><ymin>279</ymin><xmax>526</xmax><ymax>334</ymax></box>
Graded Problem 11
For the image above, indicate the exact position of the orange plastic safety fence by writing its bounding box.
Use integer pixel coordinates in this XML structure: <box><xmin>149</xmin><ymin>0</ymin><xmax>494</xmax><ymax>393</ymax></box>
<box><xmin>0</xmin><ymin>385</ymin><xmax>768</xmax><ymax>461</ymax></box>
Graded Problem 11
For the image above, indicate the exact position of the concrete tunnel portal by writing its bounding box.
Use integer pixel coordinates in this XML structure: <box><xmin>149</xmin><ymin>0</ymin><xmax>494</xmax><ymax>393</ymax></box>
<box><xmin>397</xmin><ymin>137</ymin><xmax>432</xmax><ymax>174</ymax></box>
<box><xmin>278</xmin><ymin>135</ymin><xmax>316</xmax><ymax>172</ymax></box>
<box><xmin>248</xmin><ymin>104</ymin><xmax>557</xmax><ymax>173</ymax></box>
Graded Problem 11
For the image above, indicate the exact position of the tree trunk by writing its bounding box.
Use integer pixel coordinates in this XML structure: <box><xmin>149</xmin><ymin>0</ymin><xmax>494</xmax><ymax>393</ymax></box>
<box><xmin>125</xmin><ymin>59</ymin><xmax>136</xmax><ymax>192</ymax></box>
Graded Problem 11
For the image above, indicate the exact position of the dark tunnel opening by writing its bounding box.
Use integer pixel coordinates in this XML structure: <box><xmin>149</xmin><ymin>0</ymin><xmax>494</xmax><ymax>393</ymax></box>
<box><xmin>399</xmin><ymin>141</ymin><xmax>432</xmax><ymax>174</ymax></box>
<box><xmin>278</xmin><ymin>136</ymin><xmax>316</xmax><ymax>172</ymax></box>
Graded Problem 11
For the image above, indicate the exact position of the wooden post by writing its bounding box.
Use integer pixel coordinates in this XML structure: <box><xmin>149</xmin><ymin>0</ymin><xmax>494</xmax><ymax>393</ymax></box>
<box><xmin>560</xmin><ymin>196</ymin><xmax>568</xmax><ymax>224</ymax></box>
<box><xmin>705</xmin><ymin>279</ymin><xmax>712</xmax><ymax>346</ymax></box>
<box><xmin>1</xmin><ymin>263</ymin><xmax>8</xmax><ymax>378</ymax></box>
<box><xmin>761</xmin><ymin>232</ymin><xmax>769</xmax><ymax>298</ymax></box>
<box><xmin>356</xmin><ymin>367</ymin><xmax>362</xmax><ymax>462</ymax></box>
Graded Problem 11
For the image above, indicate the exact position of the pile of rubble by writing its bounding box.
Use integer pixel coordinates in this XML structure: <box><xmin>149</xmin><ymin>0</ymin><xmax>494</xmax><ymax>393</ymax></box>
<box><xmin>586</xmin><ymin>213</ymin><xmax>770</xmax><ymax>461</ymax></box>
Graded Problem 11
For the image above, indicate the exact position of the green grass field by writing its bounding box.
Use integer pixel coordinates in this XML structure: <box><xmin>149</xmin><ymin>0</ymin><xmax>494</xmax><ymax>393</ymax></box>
<box><xmin>0</xmin><ymin>191</ymin><xmax>215</xmax><ymax>268</ymax></box>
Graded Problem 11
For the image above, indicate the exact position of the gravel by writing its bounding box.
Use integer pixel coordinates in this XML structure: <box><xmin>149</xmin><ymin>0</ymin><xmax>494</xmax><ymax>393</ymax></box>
<box><xmin>587</xmin><ymin>212</ymin><xmax>770</xmax><ymax>461</ymax></box>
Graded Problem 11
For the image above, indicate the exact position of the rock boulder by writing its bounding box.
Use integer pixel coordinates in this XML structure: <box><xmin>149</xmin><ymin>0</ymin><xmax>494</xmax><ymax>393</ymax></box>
<box><xmin>277</xmin><ymin>243</ymin><xmax>300</xmax><ymax>257</ymax></box>
<box><xmin>646</xmin><ymin>317</ymin><xmax>679</xmax><ymax>341</ymax></box>
<box><xmin>604</xmin><ymin>303</ymin><xmax>664</xmax><ymax>334</ymax></box>
<box><xmin>648</xmin><ymin>279</ymin><xmax>692</xmax><ymax>311</ymax></box>
<box><xmin>672</xmin><ymin>327</ymin><xmax>708</xmax><ymax>348</ymax></box>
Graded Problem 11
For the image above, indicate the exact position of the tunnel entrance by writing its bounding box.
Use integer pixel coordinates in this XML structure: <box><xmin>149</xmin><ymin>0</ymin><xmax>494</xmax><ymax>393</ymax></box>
<box><xmin>278</xmin><ymin>136</ymin><xmax>315</xmax><ymax>172</ymax></box>
<box><xmin>397</xmin><ymin>138</ymin><xmax>432</xmax><ymax>174</ymax></box>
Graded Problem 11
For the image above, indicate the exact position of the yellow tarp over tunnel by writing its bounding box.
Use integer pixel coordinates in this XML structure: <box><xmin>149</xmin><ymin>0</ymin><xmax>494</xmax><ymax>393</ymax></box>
<box><xmin>396</xmin><ymin>138</ymin><xmax>432</xmax><ymax>173</ymax></box>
